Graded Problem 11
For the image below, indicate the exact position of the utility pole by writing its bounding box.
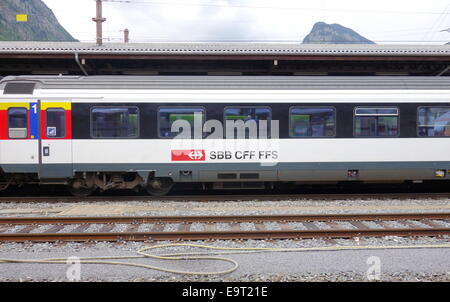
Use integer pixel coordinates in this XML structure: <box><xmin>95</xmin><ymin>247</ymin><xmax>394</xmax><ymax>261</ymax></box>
<box><xmin>124</xmin><ymin>28</ymin><xmax>129</xmax><ymax>43</ymax></box>
<box><xmin>92</xmin><ymin>0</ymin><xmax>106</xmax><ymax>46</ymax></box>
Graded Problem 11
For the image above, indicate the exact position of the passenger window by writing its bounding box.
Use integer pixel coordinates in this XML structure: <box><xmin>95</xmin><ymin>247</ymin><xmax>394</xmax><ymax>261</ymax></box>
<box><xmin>8</xmin><ymin>107</ymin><xmax>28</xmax><ymax>139</ymax></box>
<box><xmin>224</xmin><ymin>107</ymin><xmax>271</xmax><ymax>138</ymax></box>
<box><xmin>158</xmin><ymin>107</ymin><xmax>205</xmax><ymax>138</ymax></box>
<box><xmin>46</xmin><ymin>108</ymin><xmax>65</xmax><ymax>138</ymax></box>
<box><xmin>417</xmin><ymin>107</ymin><xmax>450</xmax><ymax>137</ymax></box>
<box><xmin>91</xmin><ymin>107</ymin><xmax>139</xmax><ymax>138</ymax></box>
<box><xmin>354</xmin><ymin>107</ymin><xmax>399</xmax><ymax>137</ymax></box>
<box><xmin>289</xmin><ymin>107</ymin><xmax>335</xmax><ymax>137</ymax></box>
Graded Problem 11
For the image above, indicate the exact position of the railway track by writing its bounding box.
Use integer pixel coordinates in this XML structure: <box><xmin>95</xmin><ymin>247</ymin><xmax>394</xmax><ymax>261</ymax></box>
<box><xmin>0</xmin><ymin>192</ymin><xmax>449</xmax><ymax>203</ymax></box>
<box><xmin>0</xmin><ymin>212</ymin><xmax>449</xmax><ymax>242</ymax></box>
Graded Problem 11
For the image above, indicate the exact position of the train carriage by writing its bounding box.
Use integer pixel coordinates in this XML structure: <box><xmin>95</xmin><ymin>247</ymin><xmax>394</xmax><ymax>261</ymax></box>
<box><xmin>1</xmin><ymin>75</ymin><xmax>450</xmax><ymax>196</ymax></box>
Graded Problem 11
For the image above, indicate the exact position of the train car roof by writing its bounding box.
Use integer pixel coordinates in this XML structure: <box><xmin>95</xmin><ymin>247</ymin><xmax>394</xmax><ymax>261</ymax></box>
<box><xmin>2</xmin><ymin>75</ymin><xmax>450</xmax><ymax>92</ymax></box>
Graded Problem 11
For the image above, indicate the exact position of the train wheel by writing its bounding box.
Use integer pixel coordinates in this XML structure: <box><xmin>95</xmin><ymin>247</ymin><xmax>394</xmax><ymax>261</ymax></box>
<box><xmin>68</xmin><ymin>178</ymin><xmax>96</xmax><ymax>197</ymax></box>
<box><xmin>145</xmin><ymin>177</ymin><xmax>174</xmax><ymax>196</ymax></box>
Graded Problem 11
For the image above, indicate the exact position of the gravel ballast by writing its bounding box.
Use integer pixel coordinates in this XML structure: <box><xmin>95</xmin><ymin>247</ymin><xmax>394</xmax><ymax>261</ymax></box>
<box><xmin>1</xmin><ymin>197</ymin><xmax>450</xmax><ymax>217</ymax></box>
<box><xmin>0</xmin><ymin>197</ymin><xmax>449</xmax><ymax>281</ymax></box>
<box><xmin>0</xmin><ymin>236</ymin><xmax>449</xmax><ymax>282</ymax></box>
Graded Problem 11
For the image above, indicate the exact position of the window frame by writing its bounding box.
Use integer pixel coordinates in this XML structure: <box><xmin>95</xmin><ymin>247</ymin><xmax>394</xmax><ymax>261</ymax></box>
<box><xmin>7</xmin><ymin>107</ymin><xmax>28</xmax><ymax>139</ymax></box>
<box><xmin>353</xmin><ymin>106</ymin><xmax>400</xmax><ymax>138</ymax></box>
<box><xmin>354</xmin><ymin>107</ymin><xmax>399</xmax><ymax>116</ymax></box>
<box><xmin>223</xmin><ymin>106</ymin><xmax>272</xmax><ymax>139</ymax></box>
<box><xmin>288</xmin><ymin>106</ymin><xmax>337</xmax><ymax>138</ymax></box>
<box><xmin>417</xmin><ymin>106</ymin><xmax>450</xmax><ymax>138</ymax></box>
<box><xmin>90</xmin><ymin>106</ymin><xmax>140</xmax><ymax>139</ymax></box>
<box><xmin>45</xmin><ymin>107</ymin><xmax>66</xmax><ymax>139</ymax></box>
<box><xmin>157</xmin><ymin>106</ymin><xmax>207</xmax><ymax>139</ymax></box>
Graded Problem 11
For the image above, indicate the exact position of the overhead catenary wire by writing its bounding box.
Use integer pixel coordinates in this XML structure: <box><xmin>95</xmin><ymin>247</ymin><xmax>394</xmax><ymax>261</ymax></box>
<box><xmin>422</xmin><ymin>0</ymin><xmax>450</xmax><ymax>42</ymax></box>
<box><xmin>99</xmin><ymin>0</ymin><xmax>450</xmax><ymax>16</ymax></box>
<box><xmin>62</xmin><ymin>0</ymin><xmax>450</xmax><ymax>44</ymax></box>
<box><xmin>75</xmin><ymin>38</ymin><xmax>450</xmax><ymax>43</ymax></box>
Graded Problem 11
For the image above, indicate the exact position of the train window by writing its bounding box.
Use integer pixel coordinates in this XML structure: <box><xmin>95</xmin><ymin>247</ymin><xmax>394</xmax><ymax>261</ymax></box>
<box><xmin>355</xmin><ymin>108</ymin><xmax>399</xmax><ymax>115</ymax></box>
<box><xmin>417</xmin><ymin>107</ymin><xmax>450</xmax><ymax>137</ymax></box>
<box><xmin>91</xmin><ymin>107</ymin><xmax>139</xmax><ymax>138</ymax></box>
<box><xmin>224</xmin><ymin>107</ymin><xmax>271</xmax><ymax>138</ymax></box>
<box><xmin>158</xmin><ymin>107</ymin><xmax>205</xmax><ymax>138</ymax></box>
<box><xmin>289</xmin><ymin>107</ymin><xmax>335</xmax><ymax>137</ymax></box>
<box><xmin>354</xmin><ymin>107</ymin><xmax>399</xmax><ymax>137</ymax></box>
<box><xmin>46</xmin><ymin>108</ymin><xmax>65</xmax><ymax>138</ymax></box>
<box><xmin>8</xmin><ymin>107</ymin><xmax>28</xmax><ymax>139</ymax></box>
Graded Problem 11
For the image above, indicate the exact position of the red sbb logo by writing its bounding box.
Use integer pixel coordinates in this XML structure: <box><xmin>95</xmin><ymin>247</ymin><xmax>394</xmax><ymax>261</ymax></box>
<box><xmin>171</xmin><ymin>150</ymin><xmax>206</xmax><ymax>161</ymax></box>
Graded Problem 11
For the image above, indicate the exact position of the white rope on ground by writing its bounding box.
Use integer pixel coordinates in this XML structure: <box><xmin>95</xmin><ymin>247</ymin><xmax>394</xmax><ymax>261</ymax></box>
<box><xmin>0</xmin><ymin>242</ymin><xmax>449</xmax><ymax>276</ymax></box>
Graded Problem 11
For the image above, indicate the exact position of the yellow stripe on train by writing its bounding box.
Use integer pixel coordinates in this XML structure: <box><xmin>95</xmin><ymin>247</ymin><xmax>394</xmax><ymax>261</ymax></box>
<box><xmin>40</xmin><ymin>102</ymin><xmax>71</xmax><ymax>110</ymax></box>
<box><xmin>0</xmin><ymin>102</ymin><xmax>31</xmax><ymax>110</ymax></box>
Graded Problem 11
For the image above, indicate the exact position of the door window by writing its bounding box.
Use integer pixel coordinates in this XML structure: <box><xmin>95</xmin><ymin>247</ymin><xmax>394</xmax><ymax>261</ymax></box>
<box><xmin>8</xmin><ymin>107</ymin><xmax>28</xmax><ymax>139</ymax></box>
<box><xmin>46</xmin><ymin>108</ymin><xmax>66</xmax><ymax>138</ymax></box>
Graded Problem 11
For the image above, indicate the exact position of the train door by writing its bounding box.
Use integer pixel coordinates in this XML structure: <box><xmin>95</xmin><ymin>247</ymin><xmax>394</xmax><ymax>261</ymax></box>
<box><xmin>39</xmin><ymin>101</ymin><xmax>73</xmax><ymax>179</ymax></box>
<box><xmin>0</xmin><ymin>101</ymin><xmax>39</xmax><ymax>173</ymax></box>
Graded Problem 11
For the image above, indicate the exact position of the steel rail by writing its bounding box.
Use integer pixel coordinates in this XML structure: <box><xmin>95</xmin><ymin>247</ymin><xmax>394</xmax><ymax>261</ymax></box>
<box><xmin>0</xmin><ymin>228</ymin><xmax>449</xmax><ymax>242</ymax></box>
<box><xmin>0</xmin><ymin>212</ymin><xmax>450</xmax><ymax>225</ymax></box>
<box><xmin>0</xmin><ymin>192</ymin><xmax>449</xmax><ymax>203</ymax></box>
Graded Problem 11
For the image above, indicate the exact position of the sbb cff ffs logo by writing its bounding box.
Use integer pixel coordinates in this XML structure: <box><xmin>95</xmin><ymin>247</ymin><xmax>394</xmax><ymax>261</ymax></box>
<box><xmin>171</xmin><ymin>150</ymin><xmax>206</xmax><ymax>161</ymax></box>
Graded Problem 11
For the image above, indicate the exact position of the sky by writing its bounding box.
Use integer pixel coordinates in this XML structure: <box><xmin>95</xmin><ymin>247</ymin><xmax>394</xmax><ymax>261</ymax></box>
<box><xmin>41</xmin><ymin>0</ymin><xmax>450</xmax><ymax>44</ymax></box>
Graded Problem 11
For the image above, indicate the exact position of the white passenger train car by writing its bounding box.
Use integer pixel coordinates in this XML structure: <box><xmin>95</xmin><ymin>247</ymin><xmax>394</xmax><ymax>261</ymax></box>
<box><xmin>0</xmin><ymin>75</ymin><xmax>450</xmax><ymax>195</ymax></box>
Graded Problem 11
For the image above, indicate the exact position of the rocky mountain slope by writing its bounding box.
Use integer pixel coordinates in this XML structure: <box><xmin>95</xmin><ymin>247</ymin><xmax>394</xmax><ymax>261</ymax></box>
<box><xmin>303</xmin><ymin>22</ymin><xmax>374</xmax><ymax>44</ymax></box>
<box><xmin>0</xmin><ymin>0</ymin><xmax>76</xmax><ymax>41</ymax></box>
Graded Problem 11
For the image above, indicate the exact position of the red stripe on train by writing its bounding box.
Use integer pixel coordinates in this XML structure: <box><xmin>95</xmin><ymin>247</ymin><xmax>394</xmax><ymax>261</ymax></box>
<box><xmin>40</xmin><ymin>110</ymin><xmax>72</xmax><ymax>140</ymax></box>
<box><xmin>0</xmin><ymin>109</ymin><xmax>72</xmax><ymax>140</ymax></box>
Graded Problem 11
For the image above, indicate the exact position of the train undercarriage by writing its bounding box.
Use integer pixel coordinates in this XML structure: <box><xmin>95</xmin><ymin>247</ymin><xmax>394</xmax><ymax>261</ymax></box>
<box><xmin>0</xmin><ymin>170</ymin><xmax>448</xmax><ymax>197</ymax></box>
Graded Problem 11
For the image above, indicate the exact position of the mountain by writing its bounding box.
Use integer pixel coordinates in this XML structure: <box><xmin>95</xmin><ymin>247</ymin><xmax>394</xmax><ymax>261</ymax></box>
<box><xmin>303</xmin><ymin>22</ymin><xmax>374</xmax><ymax>44</ymax></box>
<box><xmin>0</xmin><ymin>0</ymin><xmax>76</xmax><ymax>41</ymax></box>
